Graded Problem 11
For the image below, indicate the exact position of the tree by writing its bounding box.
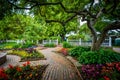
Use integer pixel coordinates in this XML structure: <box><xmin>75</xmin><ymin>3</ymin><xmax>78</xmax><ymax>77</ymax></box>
<box><xmin>0</xmin><ymin>0</ymin><xmax>13</xmax><ymax>20</ymax></box>
<box><xmin>0</xmin><ymin>14</ymin><xmax>44</xmax><ymax>42</ymax></box>
<box><xmin>3</xmin><ymin>0</ymin><xmax>120</xmax><ymax>50</ymax></box>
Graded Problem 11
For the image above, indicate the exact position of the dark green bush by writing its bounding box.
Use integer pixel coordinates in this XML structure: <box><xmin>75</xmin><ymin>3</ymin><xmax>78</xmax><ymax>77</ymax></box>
<box><xmin>79</xmin><ymin>49</ymin><xmax>120</xmax><ymax>64</ymax></box>
<box><xmin>44</xmin><ymin>43</ymin><xmax>56</xmax><ymax>47</ymax></box>
<box><xmin>0</xmin><ymin>42</ymin><xmax>17</xmax><ymax>49</ymax></box>
<box><xmin>21</xmin><ymin>42</ymin><xmax>35</xmax><ymax>48</ymax></box>
<box><xmin>13</xmin><ymin>44</ymin><xmax>22</xmax><ymax>48</ymax></box>
<box><xmin>69</xmin><ymin>46</ymin><xmax>90</xmax><ymax>58</ymax></box>
<box><xmin>62</xmin><ymin>42</ymin><xmax>73</xmax><ymax>48</ymax></box>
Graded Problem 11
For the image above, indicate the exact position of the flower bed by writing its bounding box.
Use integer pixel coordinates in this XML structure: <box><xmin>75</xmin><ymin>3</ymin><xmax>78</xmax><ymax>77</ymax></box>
<box><xmin>56</xmin><ymin>48</ymin><xmax>69</xmax><ymax>56</ymax></box>
<box><xmin>79</xmin><ymin>62</ymin><xmax>120</xmax><ymax>80</ymax></box>
<box><xmin>8</xmin><ymin>48</ymin><xmax>45</xmax><ymax>61</ymax></box>
<box><xmin>0</xmin><ymin>61</ymin><xmax>48</xmax><ymax>80</ymax></box>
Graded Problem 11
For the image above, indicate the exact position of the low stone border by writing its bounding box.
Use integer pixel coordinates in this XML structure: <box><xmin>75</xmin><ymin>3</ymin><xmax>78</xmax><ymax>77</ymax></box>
<box><xmin>20</xmin><ymin>57</ymin><xmax>46</xmax><ymax>62</ymax></box>
<box><xmin>0</xmin><ymin>53</ymin><xmax>7</xmax><ymax>65</ymax></box>
<box><xmin>66</xmin><ymin>56</ymin><xmax>83</xmax><ymax>80</ymax></box>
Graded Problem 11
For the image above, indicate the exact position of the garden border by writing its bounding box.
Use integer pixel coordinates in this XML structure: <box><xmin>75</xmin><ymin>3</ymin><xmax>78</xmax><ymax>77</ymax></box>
<box><xmin>0</xmin><ymin>53</ymin><xmax>7</xmax><ymax>65</ymax></box>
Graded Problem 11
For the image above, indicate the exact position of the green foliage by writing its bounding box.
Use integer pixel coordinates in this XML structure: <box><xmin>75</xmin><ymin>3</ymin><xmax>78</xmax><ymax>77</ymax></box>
<box><xmin>21</xmin><ymin>43</ymin><xmax>34</xmax><ymax>48</ymax></box>
<box><xmin>69</xmin><ymin>46</ymin><xmax>90</xmax><ymax>58</ymax></box>
<box><xmin>44</xmin><ymin>43</ymin><xmax>56</xmax><ymax>47</ymax></box>
<box><xmin>8</xmin><ymin>49</ymin><xmax>44</xmax><ymax>60</ymax></box>
<box><xmin>0</xmin><ymin>14</ymin><xmax>44</xmax><ymax>40</ymax></box>
<box><xmin>62</xmin><ymin>42</ymin><xmax>73</xmax><ymax>48</ymax></box>
<box><xmin>79</xmin><ymin>49</ymin><xmax>120</xmax><ymax>64</ymax></box>
<box><xmin>68</xmin><ymin>35</ymin><xmax>81</xmax><ymax>40</ymax></box>
<box><xmin>0</xmin><ymin>42</ymin><xmax>17</xmax><ymax>49</ymax></box>
<box><xmin>0</xmin><ymin>0</ymin><xmax>13</xmax><ymax>20</ymax></box>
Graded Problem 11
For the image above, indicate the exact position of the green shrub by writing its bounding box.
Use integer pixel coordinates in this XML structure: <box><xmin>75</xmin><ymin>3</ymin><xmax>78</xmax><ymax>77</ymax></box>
<box><xmin>69</xmin><ymin>46</ymin><xmax>90</xmax><ymax>58</ymax></box>
<box><xmin>44</xmin><ymin>43</ymin><xmax>56</xmax><ymax>47</ymax></box>
<box><xmin>78</xmin><ymin>51</ymin><xmax>100</xmax><ymax>64</ymax></box>
<box><xmin>62</xmin><ymin>42</ymin><xmax>73</xmax><ymax>48</ymax></box>
<box><xmin>21</xmin><ymin>42</ymin><xmax>35</xmax><ymax>48</ymax></box>
<box><xmin>79</xmin><ymin>49</ymin><xmax>120</xmax><ymax>64</ymax></box>
<box><xmin>8</xmin><ymin>49</ymin><xmax>44</xmax><ymax>60</ymax></box>
<box><xmin>0</xmin><ymin>42</ymin><xmax>17</xmax><ymax>49</ymax></box>
<box><xmin>13</xmin><ymin>44</ymin><xmax>22</xmax><ymax>48</ymax></box>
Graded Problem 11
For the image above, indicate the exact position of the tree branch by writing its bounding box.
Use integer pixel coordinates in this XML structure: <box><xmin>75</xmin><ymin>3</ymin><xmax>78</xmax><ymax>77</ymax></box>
<box><xmin>65</xmin><ymin>14</ymin><xmax>77</xmax><ymax>23</ymax></box>
<box><xmin>45</xmin><ymin>20</ymin><xmax>63</xmax><ymax>25</ymax></box>
<box><xmin>96</xmin><ymin>21</ymin><xmax>120</xmax><ymax>48</ymax></box>
<box><xmin>45</xmin><ymin>13</ymin><xmax>77</xmax><ymax>26</ymax></box>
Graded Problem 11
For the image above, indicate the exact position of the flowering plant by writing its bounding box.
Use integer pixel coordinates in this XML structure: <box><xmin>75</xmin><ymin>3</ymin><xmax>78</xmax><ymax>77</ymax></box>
<box><xmin>81</xmin><ymin>62</ymin><xmax>120</xmax><ymax>80</ymax></box>
<box><xmin>0</xmin><ymin>68</ymin><xmax>8</xmax><ymax>80</ymax></box>
<box><xmin>0</xmin><ymin>61</ymin><xmax>47</xmax><ymax>80</ymax></box>
<box><xmin>57</xmin><ymin>48</ymin><xmax>68</xmax><ymax>56</ymax></box>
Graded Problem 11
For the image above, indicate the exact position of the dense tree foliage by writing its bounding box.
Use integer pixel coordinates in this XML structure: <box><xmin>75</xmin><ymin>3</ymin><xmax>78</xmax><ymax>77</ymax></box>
<box><xmin>0</xmin><ymin>0</ymin><xmax>120</xmax><ymax>50</ymax></box>
<box><xmin>0</xmin><ymin>14</ymin><xmax>44</xmax><ymax>42</ymax></box>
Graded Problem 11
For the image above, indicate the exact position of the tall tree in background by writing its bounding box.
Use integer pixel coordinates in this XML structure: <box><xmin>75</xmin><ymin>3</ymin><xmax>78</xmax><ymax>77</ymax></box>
<box><xmin>1</xmin><ymin>0</ymin><xmax>120</xmax><ymax>50</ymax></box>
<box><xmin>0</xmin><ymin>0</ymin><xmax>13</xmax><ymax>20</ymax></box>
<box><xmin>0</xmin><ymin>14</ymin><xmax>43</xmax><ymax>41</ymax></box>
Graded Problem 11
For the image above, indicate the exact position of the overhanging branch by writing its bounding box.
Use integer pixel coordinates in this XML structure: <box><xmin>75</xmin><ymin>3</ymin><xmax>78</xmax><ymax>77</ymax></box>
<box><xmin>45</xmin><ymin>20</ymin><xmax>63</xmax><ymax>25</ymax></box>
<box><xmin>45</xmin><ymin>13</ymin><xmax>77</xmax><ymax>26</ymax></box>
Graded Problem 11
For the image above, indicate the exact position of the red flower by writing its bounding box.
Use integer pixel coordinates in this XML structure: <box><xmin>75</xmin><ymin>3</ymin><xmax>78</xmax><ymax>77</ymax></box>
<box><xmin>16</xmin><ymin>67</ymin><xmax>22</xmax><ymax>72</ymax></box>
<box><xmin>8</xmin><ymin>64</ymin><xmax>14</xmax><ymax>69</ymax></box>
<box><xmin>22</xmin><ymin>61</ymin><xmax>30</xmax><ymax>67</ymax></box>
<box><xmin>0</xmin><ymin>68</ymin><xmax>5</xmax><ymax>73</ymax></box>
<box><xmin>115</xmin><ymin>62</ymin><xmax>120</xmax><ymax>72</ymax></box>
<box><xmin>0</xmin><ymin>68</ymin><xmax>8</xmax><ymax>80</ymax></box>
<box><xmin>26</xmin><ymin>61</ymin><xmax>30</xmax><ymax>65</ymax></box>
<box><xmin>103</xmin><ymin>76</ymin><xmax>110</xmax><ymax>80</ymax></box>
<box><xmin>60</xmin><ymin>48</ymin><xmax>68</xmax><ymax>56</ymax></box>
<box><xmin>22</xmin><ymin>63</ymin><xmax>27</xmax><ymax>66</ymax></box>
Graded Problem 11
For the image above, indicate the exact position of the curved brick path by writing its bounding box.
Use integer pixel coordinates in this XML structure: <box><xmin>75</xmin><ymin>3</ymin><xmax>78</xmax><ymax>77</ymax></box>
<box><xmin>0</xmin><ymin>55</ymin><xmax>20</xmax><ymax>68</ymax></box>
<box><xmin>0</xmin><ymin>47</ymin><xmax>82</xmax><ymax>80</ymax></box>
<box><xmin>0</xmin><ymin>55</ymin><xmax>48</xmax><ymax>69</ymax></box>
<box><xmin>39</xmin><ymin>47</ymin><xmax>81</xmax><ymax>80</ymax></box>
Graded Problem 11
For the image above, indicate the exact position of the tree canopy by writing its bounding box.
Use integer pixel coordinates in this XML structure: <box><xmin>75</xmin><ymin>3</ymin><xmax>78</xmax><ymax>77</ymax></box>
<box><xmin>0</xmin><ymin>0</ymin><xmax>120</xmax><ymax>50</ymax></box>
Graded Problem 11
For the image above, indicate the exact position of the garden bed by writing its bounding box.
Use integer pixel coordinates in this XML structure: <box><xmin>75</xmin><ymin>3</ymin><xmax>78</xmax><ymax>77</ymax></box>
<box><xmin>68</xmin><ymin>46</ymin><xmax>120</xmax><ymax>80</ymax></box>
<box><xmin>0</xmin><ymin>61</ymin><xmax>48</xmax><ymax>80</ymax></box>
<box><xmin>78</xmin><ymin>62</ymin><xmax>120</xmax><ymax>80</ymax></box>
<box><xmin>7</xmin><ymin>48</ymin><xmax>45</xmax><ymax>62</ymax></box>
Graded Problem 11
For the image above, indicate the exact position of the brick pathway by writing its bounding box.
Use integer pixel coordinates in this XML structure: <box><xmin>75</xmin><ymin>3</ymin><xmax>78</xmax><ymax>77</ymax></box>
<box><xmin>0</xmin><ymin>55</ymin><xmax>48</xmax><ymax>69</ymax></box>
<box><xmin>0</xmin><ymin>47</ymin><xmax>82</xmax><ymax>80</ymax></box>
<box><xmin>39</xmin><ymin>47</ymin><xmax>82</xmax><ymax>80</ymax></box>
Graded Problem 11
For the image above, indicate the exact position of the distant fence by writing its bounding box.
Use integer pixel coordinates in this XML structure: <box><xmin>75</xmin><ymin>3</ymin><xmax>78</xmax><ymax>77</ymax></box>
<box><xmin>5</xmin><ymin>40</ymin><xmax>39</xmax><ymax>44</ymax></box>
<box><xmin>0</xmin><ymin>40</ymin><xmax>25</xmax><ymax>44</ymax></box>
<box><xmin>67</xmin><ymin>37</ymin><xmax>112</xmax><ymax>47</ymax></box>
<box><xmin>42</xmin><ymin>39</ymin><xmax>58</xmax><ymax>45</ymax></box>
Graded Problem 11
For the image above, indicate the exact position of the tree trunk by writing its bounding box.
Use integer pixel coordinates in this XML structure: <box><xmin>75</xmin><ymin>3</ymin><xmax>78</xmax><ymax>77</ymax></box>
<box><xmin>91</xmin><ymin>21</ymin><xmax>120</xmax><ymax>51</ymax></box>
<box><xmin>60</xmin><ymin>34</ymin><xmax>66</xmax><ymax>42</ymax></box>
